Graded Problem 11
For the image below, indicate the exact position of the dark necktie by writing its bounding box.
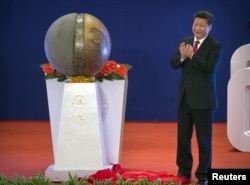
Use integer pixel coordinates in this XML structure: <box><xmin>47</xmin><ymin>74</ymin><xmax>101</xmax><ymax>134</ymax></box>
<box><xmin>193</xmin><ymin>40</ymin><xmax>200</xmax><ymax>53</ymax></box>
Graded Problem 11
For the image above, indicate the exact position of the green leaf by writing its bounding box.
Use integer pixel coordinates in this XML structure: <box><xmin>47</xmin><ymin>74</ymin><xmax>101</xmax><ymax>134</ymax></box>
<box><xmin>0</xmin><ymin>173</ymin><xmax>195</xmax><ymax>185</ymax></box>
<box><xmin>124</xmin><ymin>64</ymin><xmax>132</xmax><ymax>70</ymax></box>
<box><xmin>57</xmin><ymin>75</ymin><xmax>67</xmax><ymax>82</ymax></box>
<box><xmin>45</xmin><ymin>72</ymin><xmax>57</xmax><ymax>80</ymax></box>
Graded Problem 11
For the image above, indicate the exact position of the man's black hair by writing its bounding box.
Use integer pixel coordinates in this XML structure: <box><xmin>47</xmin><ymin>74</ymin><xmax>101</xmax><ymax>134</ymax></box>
<box><xmin>194</xmin><ymin>10</ymin><xmax>214</xmax><ymax>25</ymax></box>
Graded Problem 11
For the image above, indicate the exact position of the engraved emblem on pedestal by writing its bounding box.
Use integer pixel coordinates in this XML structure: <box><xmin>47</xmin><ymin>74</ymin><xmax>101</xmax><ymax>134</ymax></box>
<box><xmin>72</xmin><ymin>95</ymin><xmax>87</xmax><ymax>108</ymax></box>
<box><xmin>69</xmin><ymin>112</ymin><xmax>89</xmax><ymax>122</ymax></box>
<box><xmin>69</xmin><ymin>94</ymin><xmax>89</xmax><ymax>122</ymax></box>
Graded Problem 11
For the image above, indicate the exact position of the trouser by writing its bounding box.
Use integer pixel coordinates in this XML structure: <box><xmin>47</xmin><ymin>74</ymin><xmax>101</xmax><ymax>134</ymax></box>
<box><xmin>176</xmin><ymin>92</ymin><xmax>213</xmax><ymax>180</ymax></box>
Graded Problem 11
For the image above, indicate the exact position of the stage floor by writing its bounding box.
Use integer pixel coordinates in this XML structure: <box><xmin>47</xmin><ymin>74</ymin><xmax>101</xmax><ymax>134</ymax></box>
<box><xmin>1</xmin><ymin>121</ymin><xmax>250</xmax><ymax>183</ymax></box>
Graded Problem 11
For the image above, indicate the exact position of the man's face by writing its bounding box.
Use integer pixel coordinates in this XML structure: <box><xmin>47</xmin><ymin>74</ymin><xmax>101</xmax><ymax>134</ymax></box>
<box><xmin>192</xmin><ymin>17</ymin><xmax>212</xmax><ymax>40</ymax></box>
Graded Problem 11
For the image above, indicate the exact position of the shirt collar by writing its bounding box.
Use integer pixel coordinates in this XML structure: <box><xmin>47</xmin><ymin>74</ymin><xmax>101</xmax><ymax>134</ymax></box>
<box><xmin>194</xmin><ymin>36</ymin><xmax>207</xmax><ymax>45</ymax></box>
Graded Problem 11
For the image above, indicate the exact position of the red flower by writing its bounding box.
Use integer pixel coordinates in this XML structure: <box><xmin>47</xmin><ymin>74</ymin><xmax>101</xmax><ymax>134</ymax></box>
<box><xmin>105</xmin><ymin>60</ymin><xmax>117</xmax><ymax>71</ymax></box>
<box><xmin>115</xmin><ymin>64</ymin><xmax>128</xmax><ymax>77</ymax></box>
<box><xmin>40</xmin><ymin>62</ymin><xmax>67</xmax><ymax>82</ymax></box>
<box><xmin>100</xmin><ymin>65</ymin><xmax>113</xmax><ymax>76</ymax></box>
<box><xmin>56</xmin><ymin>71</ymin><xmax>62</xmax><ymax>76</ymax></box>
<box><xmin>42</xmin><ymin>63</ymin><xmax>54</xmax><ymax>74</ymax></box>
<box><xmin>94</xmin><ymin>60</ymin><xmax>132</xmax><ymax>82</ymax></box>
<box><xmin>40</xmin><ymin>60</ymin><xmax>131</xmax><ymax>82</ymax></box>
<box><xmin>100</xmin><ymin>60</ymin><xmax>117</xmax><ymax>76</ymax></box>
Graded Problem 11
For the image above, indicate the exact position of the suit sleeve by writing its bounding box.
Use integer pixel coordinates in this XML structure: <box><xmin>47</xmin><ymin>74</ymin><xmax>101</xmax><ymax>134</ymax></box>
<box><xmin>170</xmin><ymin>37</ymin><xmax>192</xmax><ymax>69</ymax></box>
<box><xmin>170</xmin><ymin>49</ymin><xmax>183</xmax><ymax>69</ymax></box>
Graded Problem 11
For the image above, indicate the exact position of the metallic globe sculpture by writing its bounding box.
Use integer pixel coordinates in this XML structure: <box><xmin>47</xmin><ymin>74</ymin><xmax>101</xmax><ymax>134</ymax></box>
<box><xmin>44</xmin><ymin>13</ymin><xmax>111</xmax><ymax>77</ymax></box>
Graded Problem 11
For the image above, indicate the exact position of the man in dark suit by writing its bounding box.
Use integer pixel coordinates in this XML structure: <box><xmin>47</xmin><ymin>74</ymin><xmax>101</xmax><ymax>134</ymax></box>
<box><xmin>170</xmin><ymin>10</ymin><xmax>223</xmax><ymax>185</ymax></box>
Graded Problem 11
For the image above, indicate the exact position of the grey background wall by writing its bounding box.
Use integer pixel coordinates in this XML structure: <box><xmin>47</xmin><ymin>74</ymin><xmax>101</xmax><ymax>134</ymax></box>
<box><xmin>1</xmin><ymin>0</ymin><xmax>250</xmax><ymax>122</ymax></box>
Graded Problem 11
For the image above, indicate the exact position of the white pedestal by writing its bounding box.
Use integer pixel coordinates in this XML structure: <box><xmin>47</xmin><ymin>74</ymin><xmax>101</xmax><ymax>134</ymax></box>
<box><xmin>45</xmin><ymin>82</ymin><xmax>107</xmax><ymax>181</ymax></box>
<box><xmin>227</xmin><ymin>68</ymin><xmax>250</xmax><ymax>152</ymax></box>
<box><xmin>227</xmin><ymin>44</ymin><xmax>250</xmax><ymax>152</ymax></box>
<box><xmin>44</xmin><ymin>79</ymin><xmax>128</xmax><ymax>181</ymax></box>
<box><xmin>230</xmin><ymin>44</ymin><xmax>250</xmax><ymax>76</ymax></box>
<box><xmin>45</xmin><ymin>79</ymin><xmax>64</xmax><ymax>160</ymax></box>
<box><xmin>98</xmin><ymin>79</ymin><xmax>128</xmax><ymax>164</ymax></box>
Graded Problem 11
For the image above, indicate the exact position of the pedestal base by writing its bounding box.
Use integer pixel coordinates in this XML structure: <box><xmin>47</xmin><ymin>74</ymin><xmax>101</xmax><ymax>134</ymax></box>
<box><xmin>45</xmin><ymin>164</ymin><xmax>113</xmax><ymax>182</ymax></box>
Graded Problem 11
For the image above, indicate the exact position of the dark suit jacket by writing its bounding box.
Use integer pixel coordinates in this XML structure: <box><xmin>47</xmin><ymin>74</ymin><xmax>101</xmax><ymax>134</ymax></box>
<box><xmin>170</xmin><ymin>36</ymin><xmax>223</xmax><ymax>109</ymax></box>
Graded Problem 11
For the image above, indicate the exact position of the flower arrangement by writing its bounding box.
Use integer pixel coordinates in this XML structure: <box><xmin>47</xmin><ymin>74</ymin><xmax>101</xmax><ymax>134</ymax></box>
<box><xmin>40</xmin><ymin>60</ymin><xmax>132</xmax><ymax>82</ymax></box>
<box><xmin>94</xmin><ymin>60</ymin><xmax>132</xmax><ymax>82</ymax></box>
<box><xmin>40</xmin><ymin>63</ymin><xmax>67</xmax><ymax>82</ymax></box>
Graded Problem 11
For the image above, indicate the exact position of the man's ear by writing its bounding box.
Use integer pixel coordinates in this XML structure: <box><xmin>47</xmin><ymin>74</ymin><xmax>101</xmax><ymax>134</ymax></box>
<box><xmin>209</xmin><ymin>24</ymin><xmax>213</xmax><ymax>31</ymax></box>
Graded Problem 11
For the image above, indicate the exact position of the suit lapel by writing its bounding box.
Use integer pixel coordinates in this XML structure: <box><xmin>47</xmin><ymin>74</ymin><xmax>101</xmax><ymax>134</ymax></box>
<box><xmin>196</xmin><ymin>36</ymin><xmax>210</xmax><ymax>54</ymax></box>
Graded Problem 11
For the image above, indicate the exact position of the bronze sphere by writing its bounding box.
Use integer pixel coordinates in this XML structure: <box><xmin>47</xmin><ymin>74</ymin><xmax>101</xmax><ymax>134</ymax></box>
<box><xmin>44</xmin><ymin>13</ymin><xmax>111</xmax><ymax>77</ymax></box>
